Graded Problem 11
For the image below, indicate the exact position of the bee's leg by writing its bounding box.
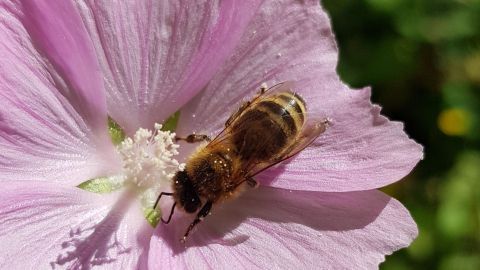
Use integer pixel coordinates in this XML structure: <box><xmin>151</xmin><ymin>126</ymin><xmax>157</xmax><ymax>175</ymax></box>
<box><xmin>181</xmin><ymin>201</ymin><xmax>213</xmax><ymax>243</ymax></box>
<box><xmin>225</xmin><ymin>84</ymin><xmax>268</xmax><ymax>128</ymax></box>
<box><xmin>232</xmin><ymin>176</ymin><xmax>259</xmax><ymax>190</ymax></box>
<box><xmin>175</xmin><ymin>134</ymin><xmax>211</xmax><ymax>143</ymax></box>
<box><xmin>246</xmin><ymin>177</ymin><xmax>259</xmax><ymax>188</ymax></box>
<box><xmin>259</xmin><ymin>83</ymin><xmax>268</xmax><ymax>94</ymax></box>
<box><xmin>225</xmin><ymin>101</ymin><xmax>250</xmax><ymax>127</ymax></box>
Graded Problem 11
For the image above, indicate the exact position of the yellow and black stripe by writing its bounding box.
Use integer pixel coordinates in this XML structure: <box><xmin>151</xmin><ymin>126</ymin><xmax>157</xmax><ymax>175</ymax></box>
<box><xmin>254</xmin><ymin>91</ymin><xmax>306</xmax><ymax>137</ymax></box>
<box><xmin>232</xmin><ymin>91</ymin><xmax>307</xmax><ymax>160</ymax></box>
<box><xmin>275</xmin><ymin>91</ymin><xmax>306</xmax><ymax>127</ymax></box>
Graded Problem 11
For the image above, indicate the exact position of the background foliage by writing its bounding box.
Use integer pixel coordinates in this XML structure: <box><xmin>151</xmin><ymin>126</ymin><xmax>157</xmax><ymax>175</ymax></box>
<box><xmin>322</xmin><ymin>0</ymin><xmax>480</xmax><ymax>269</ymax></box>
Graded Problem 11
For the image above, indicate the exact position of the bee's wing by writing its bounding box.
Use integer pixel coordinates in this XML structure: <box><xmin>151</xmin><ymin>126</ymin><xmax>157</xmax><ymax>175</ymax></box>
<box><xmin>246</xmin><ymin>118</ymin><xmax>330</xmax><ymax>178</ymax></box>
<box><xmin>207</xmin><ymin>81</ymin><xmax>296</xmax><ymax>148</ymax></box>
<box><xmin>261</xmin><ymin>81</ymin><xmax>296</xmax><ymax>97</ymax></box>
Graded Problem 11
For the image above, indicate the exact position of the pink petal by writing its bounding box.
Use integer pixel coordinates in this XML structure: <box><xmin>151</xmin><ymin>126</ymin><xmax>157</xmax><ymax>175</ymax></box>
<box><xmin>17</xmin><ymin>0</ymin><xmax>108</xmax><ymax>133</ymax></box>
<box><xmin>259</xmin><ymin>82</ymin><xmax>424</xmax><ymax>192</ymax></box>
<box><xmin>73</xmin><ymin>0</ymin><xmax>262</xmax><ymax>134</ymax></box>
<box><xmin>0</xmin><ymin>181</ymin><xmax>152</xmax><ymax>269</ymax></box>
<box><xmin>177</xmin><ymin>0</ymin><xmax>337</xmax><ymax>134</ymax></box>
<box><xmin>177</xmin><ymin>0</ymin><xmax>422</xmax><ymax>191</ymax></box>
<box><xmin>0</xmin><ymin>2</ymin><xmax>119</xmax><ymax>183</ymax></box>
<box><xmin>149</xmin><ymin>187</ymin><xmax>417</xmax><ymax>269</ymax></box>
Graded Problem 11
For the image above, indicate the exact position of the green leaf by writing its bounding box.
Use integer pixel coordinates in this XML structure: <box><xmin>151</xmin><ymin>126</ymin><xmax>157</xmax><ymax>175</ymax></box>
<box><xmin>144</xmin><ymin>208</ymin><xmax>162</xmax><ymax>228</ymax></box>
<box><xmin>108</xmin><ymin>116</ymin><xmax>126</xmax><ymax>145</ymax></box>
<box><xmin>77</xmin><ymin>177</ymin><xmax>123</xmax><ymax>194</ymax></box>
<box><xmin>161</xmin><ymin>111</ymin><xmax>180</xmax><ymax>132</ymax></box>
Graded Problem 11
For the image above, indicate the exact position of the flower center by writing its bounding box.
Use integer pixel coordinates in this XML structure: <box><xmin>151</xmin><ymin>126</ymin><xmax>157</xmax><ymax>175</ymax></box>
<box><xmin>117</xmin><ymin>123</ymin><xmax>184</xmax><ymax>190</ymax></box>
<box><xmin>77</xmin><ymin>123</ymin><xmax>183</xmax><ymax>227</ymax></box>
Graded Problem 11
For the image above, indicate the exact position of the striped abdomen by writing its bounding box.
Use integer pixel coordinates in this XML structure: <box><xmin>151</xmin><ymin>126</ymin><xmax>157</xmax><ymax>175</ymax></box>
<box><xmin>231</xmin><ymin>91</ymin><xmax>306</xmax><ymax>161</ymax></box>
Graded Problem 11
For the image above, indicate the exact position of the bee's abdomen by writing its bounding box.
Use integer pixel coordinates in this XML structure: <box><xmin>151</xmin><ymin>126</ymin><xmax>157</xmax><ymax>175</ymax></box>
<box><xmin>232</xmin><ymin>91</ymin><xmax>306</xmax><ymax>161</ymax></box>
<box><xmin>276</xmin><ymin>92</ymin><xmax>306</xmax><ymax>124</ymax></box>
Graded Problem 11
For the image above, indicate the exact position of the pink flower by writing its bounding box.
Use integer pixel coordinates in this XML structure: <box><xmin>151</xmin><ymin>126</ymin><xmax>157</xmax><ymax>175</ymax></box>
<box><xmin>0</xmin><ymin>0</ymin><xmax>423</xmax><ymax>269</ymax></box>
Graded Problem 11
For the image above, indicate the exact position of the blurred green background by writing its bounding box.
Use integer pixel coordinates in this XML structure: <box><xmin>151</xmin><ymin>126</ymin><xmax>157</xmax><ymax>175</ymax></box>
<box><xmin>322</xmin><ymin>0</ymin><xmax>480</xmax><ymax>269</ymax></box>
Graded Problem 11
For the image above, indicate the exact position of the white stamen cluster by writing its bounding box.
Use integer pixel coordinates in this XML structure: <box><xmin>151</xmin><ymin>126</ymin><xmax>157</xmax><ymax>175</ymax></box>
<box><xmin>117</xmin><ymin>123</ymin><xmax>184</xmax><ymax>189</ymax></box>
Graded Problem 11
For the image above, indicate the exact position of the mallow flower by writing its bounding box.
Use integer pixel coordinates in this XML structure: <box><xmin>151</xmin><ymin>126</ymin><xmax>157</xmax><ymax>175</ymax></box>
<box><xmin>0</xmin><ymin>0</ymin><xmax>423</xmax><ymax>269</ymax></box>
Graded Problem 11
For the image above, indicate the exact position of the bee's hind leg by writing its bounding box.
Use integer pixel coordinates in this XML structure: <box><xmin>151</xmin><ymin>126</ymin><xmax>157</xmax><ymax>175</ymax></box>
<box><xmin>175</xmin><ymin>134</ymin><xmax>211</xmax><ymax>143</ymax></box>
<box><xmin>246</xmin><ymin>177</ymin><xmax>259</xmax><ymax>188</ymax></box>
<box><xmin>259</xmin><ymin>82</ymin><xmax>268</xmax><ymax>94</ymax></box>
<box><xmin>225</xmin><ymin>84</ymin><xmax>268</xmax><ymax>128</ymax></box>
<box><xmin>181</xmin><ymin>201</ymin><xmax>213</xmax><ymax>243</ymax></box>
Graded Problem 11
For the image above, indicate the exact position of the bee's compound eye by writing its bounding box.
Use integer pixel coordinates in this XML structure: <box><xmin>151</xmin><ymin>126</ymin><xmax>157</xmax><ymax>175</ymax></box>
<box><xmin>184</xmin><ymin>196</ymin><xmax>201</xmax><ymax>213</ymax></box>
<box><xmin>174</xmin><ymin>170</ymin><xmax>202</xmax><ymax>213</ymax></box>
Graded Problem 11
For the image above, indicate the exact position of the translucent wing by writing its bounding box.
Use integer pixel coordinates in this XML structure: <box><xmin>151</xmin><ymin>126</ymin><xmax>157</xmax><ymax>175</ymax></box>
<box><xmin>245</xmin><ymin>118</ymin><xmax>330</xmax><ymax>178</ymax></box>
<box><xmin>225</xmin><ymin>118</ymin><xmax>329</xmax><ymax>191</ymax></box>
<box><xmin>207</xmin><ymin>81</ymin><xmax>296</xmax><ymax>148</ymax></box>
<box><xmin>203</xmin><ymin>81</ymin><xmax>329</xmax><ymax>189</ymax></box>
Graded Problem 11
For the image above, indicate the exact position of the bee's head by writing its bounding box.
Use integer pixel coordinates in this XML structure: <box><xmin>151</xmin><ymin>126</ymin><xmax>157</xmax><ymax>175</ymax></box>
<box><xmin>173</xmin><ymin>170</ymin><xmax>201</xmax><ymax>213</ymax></box>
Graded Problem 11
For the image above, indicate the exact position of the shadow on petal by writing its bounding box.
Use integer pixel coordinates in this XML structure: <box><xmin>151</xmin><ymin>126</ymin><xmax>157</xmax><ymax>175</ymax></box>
<box><xmin>51</xmin><ymin>191</ymin><xmax>135</xmax><ymax>269</ymax></box>
<box><xmin>157</xmin><ymin>186</ymin><xmax>390</xmax><ymax>255</ymax></box>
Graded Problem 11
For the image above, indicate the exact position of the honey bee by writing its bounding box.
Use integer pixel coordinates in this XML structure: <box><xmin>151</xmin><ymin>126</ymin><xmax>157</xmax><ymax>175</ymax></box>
<box><xmin>154</xmin><ymin>82</ymin><xmax>329</xmax><ymax>242</ymax></box>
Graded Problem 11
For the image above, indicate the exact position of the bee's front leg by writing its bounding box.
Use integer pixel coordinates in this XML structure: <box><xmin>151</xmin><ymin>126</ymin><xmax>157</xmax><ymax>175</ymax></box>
<box><xmin>175</xmin><ymin>134</ymin><xmax>211</xmax><ymax>143</ymax></box>
<box><xmin>181</xmin><ymin>201</ymin><xmax>213</xmax><ymax>243</ymax></box>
